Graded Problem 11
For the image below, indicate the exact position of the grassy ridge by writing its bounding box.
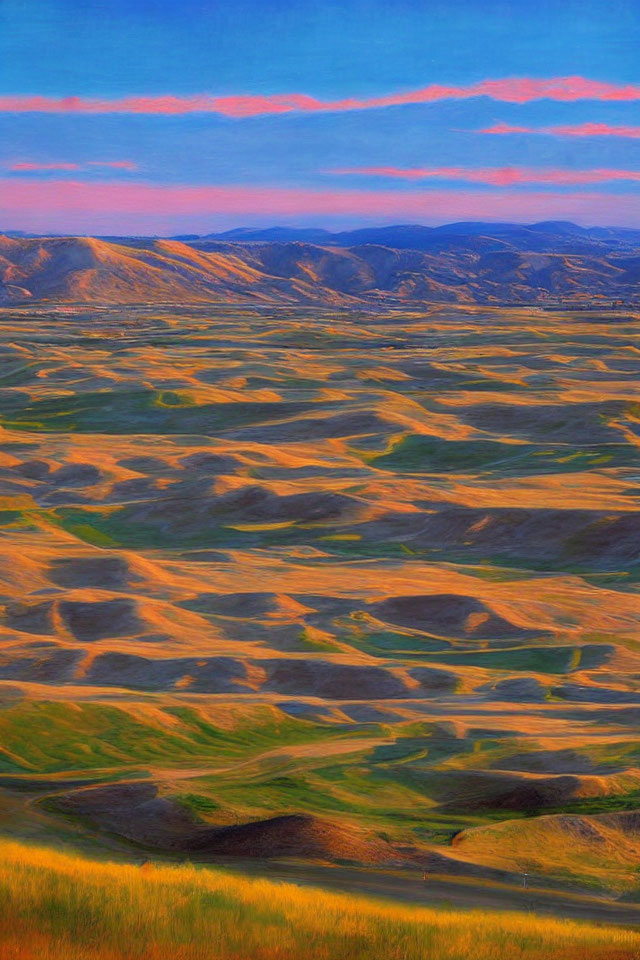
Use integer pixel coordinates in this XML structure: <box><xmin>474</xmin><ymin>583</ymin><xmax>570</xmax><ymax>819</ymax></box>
<box><xmin>0</xmin><ymin>839</ymin><xmax>637</xmax><ymax>960</ymax></box>
<box><xmin>0</xmin><ymin>702</ymin><xmax>353</xmax><ymax>774</ymax></box>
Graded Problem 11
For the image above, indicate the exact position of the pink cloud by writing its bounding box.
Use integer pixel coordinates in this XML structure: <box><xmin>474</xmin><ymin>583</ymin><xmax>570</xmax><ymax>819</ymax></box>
<box><xmin>9</xmin><ymin>161</ymin><xmax>80</xmax><ymax>171</ymax></box>
<box><xmin>1</xmin><ymin>179</ymin><xmax>639</xmax><ymax>235</ymax></box>
<box><xmin>331</xmin><ymin>166</ymin><xmax>640</xmax><ymax>185</ymax></box>
<box><xmin>549</xmin><ymin>123</ymin><xmax>640</xmax><ymax>138</ymax></box>
<box><xmin>477</xmin><ymin>122</ymin><xmax>535</xmax><ymax>134</ymax></box>
<box><xmin>478</xmin><ymin>121</ymin><xmax>640</xmax><ymax>138</ymax></box>
<box><xmin>6</xmin><ymin>160</ymin><xmax>137</xmax><ymax>172</ymax></box>
<box><xmin>2</xmin><ymin>77</ymin><xmax>640</xmax><ymax>118</ymax></box>
<box><xmin>86</xmin><ymin>160</ymin><xmax>138</xmax><ymax>169</ymax></box>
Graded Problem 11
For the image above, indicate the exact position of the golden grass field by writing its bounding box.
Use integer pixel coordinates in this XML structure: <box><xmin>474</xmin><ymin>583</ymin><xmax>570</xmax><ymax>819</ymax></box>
<box><xmin>0</xmin><ymin>838</ymin><xmax>638</xmax><ymax>960</ymax></box>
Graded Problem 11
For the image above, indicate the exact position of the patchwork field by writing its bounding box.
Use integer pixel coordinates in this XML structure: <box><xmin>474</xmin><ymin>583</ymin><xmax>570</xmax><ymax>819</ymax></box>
<box><xmin>0</xmin><ymin>303</ymin><xmax>639</xmax><ymax>913</ymax></box>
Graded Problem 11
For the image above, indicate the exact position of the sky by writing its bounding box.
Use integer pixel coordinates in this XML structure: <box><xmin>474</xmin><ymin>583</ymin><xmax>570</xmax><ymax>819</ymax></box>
<box><xmin>1</xmin><ymin>0</ymin><xmax>640</xmax><ymax>234</ymax></box>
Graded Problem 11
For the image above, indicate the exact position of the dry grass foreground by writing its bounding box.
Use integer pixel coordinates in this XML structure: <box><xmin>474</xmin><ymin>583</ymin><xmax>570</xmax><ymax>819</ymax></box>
<box><xmin>0</xmin><ymin>839</ymin><xmax>637</xmax><ymax>960</ymax></box>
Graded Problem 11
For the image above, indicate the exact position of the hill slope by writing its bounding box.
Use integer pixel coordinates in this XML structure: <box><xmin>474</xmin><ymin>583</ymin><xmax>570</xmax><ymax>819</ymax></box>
<box><xmin>1</xmin><ymin>232</ymin><xmax>639</xmax><ymax>304</ymax></box>
<box><xmin>0</xmin><ymin>235</ymin><xmax>362</xmax><ymax>305</ymax></box>
<box><xmin>0</xmin><ymin>839</ymin><xmax>636</xmax><ymax>960</ymax></box>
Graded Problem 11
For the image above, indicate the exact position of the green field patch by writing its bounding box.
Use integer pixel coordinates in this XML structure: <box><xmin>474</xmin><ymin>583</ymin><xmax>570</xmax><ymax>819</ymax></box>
<box><xmin>54</xmin><ymin>506</ymin><xmax>243</xmax><ymax>550</ymax></box>
<box><xmin>0</xmin><ymin>361</ymin><xmax>43</xmax><ymax>386</ymax></box>
<box><xmin>372</xmin><ymin>434</ymin><xmax>636</xmax><ymax>475</ymax></box>
<box><xmin>0</xmin><ymin>509</ymin><xmax>25</xmax><ymax>526</ymax></box>
<box><xmin>174</xmin><ymin>793</ymin><xmax>221</xmax><ymax>816</ymax></box>
<box><xmin>0</xmin><ymin>389</ymin><xmax>329</xmax><ymax>436</ymax></box>
<box><xmin>153</xmin><ymin>390</ymin><xmax>196</xmax><ymax>408</ymax></box>
<box><xmin>424</xmin><ymin>645</ymin><xmax>609</xmax><ymax>674</ymax></box>
<box><xmin>54</xmin><ymin>503</ymin><xmax>348</xmax><ymax>551</ymax></box>
<box><xmin>549</xmin><ymin>790</ymin><xmax>640</xmax><ymax>815</ymax></box>
<box><xmin>63</xmin><ymin>521</ymin><xmax>119</xmax><ymax>547</ymax></box>
<box><xmin>0</xmin><ymin>702</ymin><xmax>356</xmax><ymax>775</ymax></box>
<box><xmin>369</xmin><ymin>739</ymin><xmax>430</xmax><ymax>766</ymax></box>
<box><xmin>178</xmin><ymin>727</ymin><xmax>467</xmax><ymax>835</ymax></box>
<box><xmin>361</xmin><ymin>729</ymin><xmax>473</xmax><ymax>790</ymax></box>
<box><xmin>344</xmin><ymin>630</ymin><xmax>452</xmax><ymax>658</ymax></box>
<box><xmin>215</xmin><ymin>772</ymin><xmax>356</xmax><ymax>815</ymax></box>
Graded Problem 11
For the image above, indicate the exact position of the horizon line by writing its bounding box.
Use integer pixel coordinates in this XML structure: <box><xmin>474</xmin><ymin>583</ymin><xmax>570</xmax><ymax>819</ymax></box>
<box><xmin>2</xmin><ymin>217</ymin><xmax>638</xmax><ymax>239</ymax></box>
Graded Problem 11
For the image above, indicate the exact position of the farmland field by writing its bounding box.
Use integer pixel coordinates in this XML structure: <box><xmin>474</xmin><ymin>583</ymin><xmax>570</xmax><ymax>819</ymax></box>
<box><xmin>0</xmin><ymin>303</ymin><xmax>639</xmax><ymax>923</ymax></box>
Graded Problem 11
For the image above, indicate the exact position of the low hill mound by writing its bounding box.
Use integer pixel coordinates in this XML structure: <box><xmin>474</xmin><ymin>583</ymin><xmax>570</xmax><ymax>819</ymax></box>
<box><xmin>198</xmin><ymin>813</ymin><xmax>393</xmax><ymax>862</ymax></box>
<box><xmin>47</xmin><ymin>784</ymin><xmax>394</xmax><ymax>862</ymax></box>
<box><xmin>451</xmin><ymin>811</ymin><xmax>640</xmax><ymax>893</ymax></box>
<box><xmin>369</xmin><ymin>594</ymin><xmax>536</xmax><ymax>640</ymax></box>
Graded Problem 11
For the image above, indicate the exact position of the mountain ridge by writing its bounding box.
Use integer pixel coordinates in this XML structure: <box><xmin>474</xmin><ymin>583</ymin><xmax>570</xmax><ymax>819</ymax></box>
<box><xmin>199</xmin><ymin>220</ymin><xmax>640</xmax><ymax>253</ymax></box>
<box><xmin>1</xmin><ymin>227</ymin><xmax>639</xmax><ymax>305</ymax></box>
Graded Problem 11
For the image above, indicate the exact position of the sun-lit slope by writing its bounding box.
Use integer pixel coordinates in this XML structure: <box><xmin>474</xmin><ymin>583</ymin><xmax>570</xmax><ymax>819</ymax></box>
<box><xmin>0</xmin><ymin>236</ymin><xmax>363</xmax><ymax>304</ymax></box>
<box><xmin>451</xmin><ymin>812</ymin><xmax>640</xmax><ymax>893</ymax></box>
<box><xmin>199</xmin><ymin>239</ymin><xmax>640</xmax><ymax>303</ymax></box>
<box><xmin>0</xmin><ymin>838</ymin><xmax>636</xmax><ymax>960</ymax></box>
<box><xmin>3</xmin><ymin>234</ymin><xmax>640</xmax><ymax>303</ymax></box>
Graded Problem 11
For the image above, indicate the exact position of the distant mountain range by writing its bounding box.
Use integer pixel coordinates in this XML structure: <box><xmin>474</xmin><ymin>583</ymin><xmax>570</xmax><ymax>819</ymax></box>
<box><xmin>1</xmin><ymin>222</ymin><xmax>640</xmax><ymax>305</ymax></box>
<box><xmin>194</xmin><ymin>221</ymin><xmax>640</xmax><ymax>255</ymax></box>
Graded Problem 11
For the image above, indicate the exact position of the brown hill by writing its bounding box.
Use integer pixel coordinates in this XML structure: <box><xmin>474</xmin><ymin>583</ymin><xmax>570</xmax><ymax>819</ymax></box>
<box><xmin>198</xmin><ymin>813</ymin><xmax>394</xmax><ymax>862</ymax></box>
<box><xmin>0</xmin><ymin>236</ymin><xmax>358</xmax><ymax>305</ymax></box>
<box><xmin>1</xmin><ymin>234</ymin><xmax>639</xmax><ymax>304</ymax></box>
<box><xmin>48</xmin><ymin>783</ymin><xmax>395</xmax><ymax>862</ymax></box>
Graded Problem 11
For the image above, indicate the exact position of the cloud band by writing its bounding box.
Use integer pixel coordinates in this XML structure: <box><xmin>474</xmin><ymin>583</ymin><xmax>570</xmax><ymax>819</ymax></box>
<box><xmin>1</xmin><ymin>77</ymin><xmax>640</xmax><ymax>118</ymax></box>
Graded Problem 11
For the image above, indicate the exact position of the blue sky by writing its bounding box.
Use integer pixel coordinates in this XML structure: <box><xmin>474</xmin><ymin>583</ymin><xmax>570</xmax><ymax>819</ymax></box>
<box><xmin>1</xmin><ymin>0</ymin><xmax>639</xmax><ymax>233</ymax></box>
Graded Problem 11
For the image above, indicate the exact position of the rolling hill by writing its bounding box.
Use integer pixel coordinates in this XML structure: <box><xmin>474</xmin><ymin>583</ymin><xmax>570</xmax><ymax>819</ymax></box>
<box><xmin>1</xmin><ymin>225</ymin><xmax>640</xmax><ymax>305</ymax></box>
<box><xmin>0</xmin><ymin>298</ymin><xmax>639</xmax><ymax>898</ymax></box>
